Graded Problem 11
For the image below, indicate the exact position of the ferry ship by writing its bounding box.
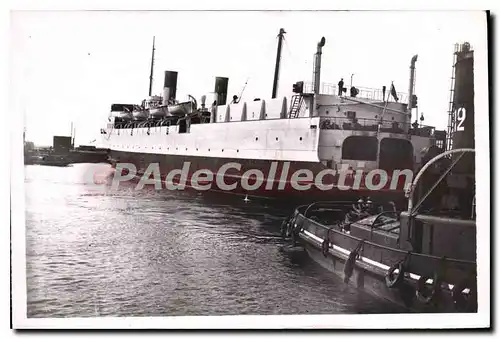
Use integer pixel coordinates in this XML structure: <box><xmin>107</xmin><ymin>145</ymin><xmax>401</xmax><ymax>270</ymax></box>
<box><xmin>100</xmin><ymin>30</ymin><xmax>446</xmax><ymax>202</ymax></box>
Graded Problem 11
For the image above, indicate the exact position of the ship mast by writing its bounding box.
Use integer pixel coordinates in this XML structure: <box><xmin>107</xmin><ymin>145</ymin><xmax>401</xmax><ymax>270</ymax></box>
<box><xmin>148</xmin><ymin>36</ymin><xmax>156</xmax><ymax>97</ymax></box>
<box><xmin>272</xmin><ymin>28</ymin><xmax>286</xmax><ymax>99</ymax></box>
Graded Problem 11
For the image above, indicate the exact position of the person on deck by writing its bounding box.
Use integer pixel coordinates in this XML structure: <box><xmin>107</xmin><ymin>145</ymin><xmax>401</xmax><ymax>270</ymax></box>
<box><xmin>338</xmin><ymin>78</ymin><xmax>344</xmax><ymax>96</ymax></box>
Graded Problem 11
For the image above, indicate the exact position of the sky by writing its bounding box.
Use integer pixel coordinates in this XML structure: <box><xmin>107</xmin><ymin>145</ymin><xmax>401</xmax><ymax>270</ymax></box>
<box><xmin>10</xmin><ymin>10</ymin><xmax>487</xmax><ymax>146</ymax></box>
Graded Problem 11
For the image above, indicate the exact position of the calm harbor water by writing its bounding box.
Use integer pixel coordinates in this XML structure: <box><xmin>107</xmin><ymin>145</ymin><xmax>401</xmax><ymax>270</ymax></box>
<box><xmin>25</xmin><ymin>163</ymin><xmax>404</xmax><ymax>317</ymax></box>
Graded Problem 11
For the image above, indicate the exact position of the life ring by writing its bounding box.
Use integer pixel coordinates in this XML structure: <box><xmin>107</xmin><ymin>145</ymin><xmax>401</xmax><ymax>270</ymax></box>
<box><xmin>452</xmin><ymin>278</ymin><xmax>477</xmax><ymax>312</ymax></box>
<box><xmin>385</xmin><ymin>262</ymin><xmax>405</xmax><ymax>288</ymax></box>
<box><xmin>415</xmin><ymin>274</ymin><xmax>440</xmax><ymax>305</ymax></box>
<box><xmin>321</xmin><ymin>238</ymin><xmax>330</xmax><ymax>257</ymax></box>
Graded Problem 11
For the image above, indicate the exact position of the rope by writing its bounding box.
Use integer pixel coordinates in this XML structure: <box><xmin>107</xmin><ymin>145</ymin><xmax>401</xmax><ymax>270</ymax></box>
<box><xmin>283</xmin><ymin>38</ymin><xmax>309</xmax><ymax>69</ymax></box>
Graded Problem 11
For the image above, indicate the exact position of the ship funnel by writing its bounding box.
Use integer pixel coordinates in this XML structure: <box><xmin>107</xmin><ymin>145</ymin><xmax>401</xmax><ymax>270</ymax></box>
<box><xmin>446</xmin><ymin>42</ymin><xmax>475</xmax><ymax>218</ymax></box>
<box><xmin>451</xmin><ymin>43</ymin><xmax>475</xmax><ymax>171</ymax></box>
<box><xmin>214</xmin><ymin>77</ymin><xmax>229</xmax><ymax>105</ymax></box>
<box><xmin>407</xmin><ymin>54</ymin><xmax>418</xmax><ymax>119</ymax></box>
<box><xmin>162</xmin><ymin>71</ymin><xmax>178</xmax><ymax>105</ymax></box>
<box><xmin>201</xmin><ymin>95</ymin><xmax>207</xmax><ymax>109</ymax></box>
<box><xmin>313</xmin><ymin>37</ymin><xmax>326</xmax><ymax>94</ymax></box>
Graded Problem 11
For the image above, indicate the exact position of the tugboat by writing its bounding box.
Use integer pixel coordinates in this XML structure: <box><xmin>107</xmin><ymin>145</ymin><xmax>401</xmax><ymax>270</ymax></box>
<box><xmin>282</xmin><ymin>42</ymin><xmax>477</xmax><ymax>313</ymax></box>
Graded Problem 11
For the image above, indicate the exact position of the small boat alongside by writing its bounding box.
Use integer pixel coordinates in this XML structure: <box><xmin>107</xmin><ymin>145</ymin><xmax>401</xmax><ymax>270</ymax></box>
<box><xmin>282</xmin><ymin>148</ymin><xmax>477</xmax><ymax>313</ymax></box>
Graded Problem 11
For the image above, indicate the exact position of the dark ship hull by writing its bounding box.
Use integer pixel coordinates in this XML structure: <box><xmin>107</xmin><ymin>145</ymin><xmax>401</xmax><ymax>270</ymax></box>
<box><xmin>109</xmin><ymin>150</ymin><xmax>409</xmax><ymax>204</ymax></box>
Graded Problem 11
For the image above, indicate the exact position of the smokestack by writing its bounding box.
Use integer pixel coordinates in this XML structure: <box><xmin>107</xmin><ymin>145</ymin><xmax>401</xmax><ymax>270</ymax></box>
<box><xmin>451</xmin><ymin>42</ymin><xmax>475</xmax><ymax>173</ymax></box>
<box><xmin>407</xmin><ymin>54</ymin><xmax>418</xmax><ymax>121</ymax></box>
<box><xmin>162</xmin><ymin>71</ymin><xmax>178</xmax><ymax>105</ymax></box>
<box><xmin>448</xmin><ymin>42</ymin><xmax>475</xmax><ymax>219</ymax></box>
<box><xmin>313</xmin><ymin>37</ymin><xmax>326</xmax><ymax>95</ymax></box>
<box><xmin>214</xmin><ymin>77</ymin><xmax>229</xmax><ymax>105</ymax></box>
<box><xmin>201</xmin><ymin>95</ymin><xmax>206</xmax><ymax>109</ymax></box>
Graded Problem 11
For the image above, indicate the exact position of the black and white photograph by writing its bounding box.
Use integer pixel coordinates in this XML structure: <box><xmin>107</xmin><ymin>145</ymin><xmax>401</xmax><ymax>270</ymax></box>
<box><xmin>9</xmin><ymin>7</ymin><xmax>490</xmax><ymax>330</ymax></box>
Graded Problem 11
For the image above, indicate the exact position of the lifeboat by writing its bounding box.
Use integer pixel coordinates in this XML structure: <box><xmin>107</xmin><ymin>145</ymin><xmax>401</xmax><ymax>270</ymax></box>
<box><xmin>110</xmin><ymin>103</ymin><xmax>133</xmax><ymax>121</ymax></box>
<box><xmin>167</xmin><ymin>95</ymin><xmax>197</xmax><ymax>116</ymax></box>
<box><xmin>132</xmin><ymin>105</ymin><xmax>149</xmax><ymax>121</ymax></box>
<box><xmin>149</xmin><ymin>105</ymin><xmax>168</xmax><ymax>119</ymax></box>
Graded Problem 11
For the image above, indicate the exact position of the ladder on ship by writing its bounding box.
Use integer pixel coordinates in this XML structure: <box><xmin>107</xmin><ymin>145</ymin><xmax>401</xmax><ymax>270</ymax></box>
<box><xmin>289</xmin><ymin>95</ymin><xmax>303</xmax><ymax>118</ymax></box>
<box><xmin>446</xmin><ymin>44</ymin><xmax>459</xmax><ymax>151</ymax></box>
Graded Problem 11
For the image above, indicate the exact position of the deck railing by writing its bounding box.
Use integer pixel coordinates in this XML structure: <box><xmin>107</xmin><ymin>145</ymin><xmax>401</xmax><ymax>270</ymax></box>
<box><xmin>304</xmin><ymin>82</ymin><xmax>409</xmax><ymax>104</ymax></box>
<box><xmin>319</xmin><ymin>116</ymin><xmax>435</xmax><ymax>137</ymax></box>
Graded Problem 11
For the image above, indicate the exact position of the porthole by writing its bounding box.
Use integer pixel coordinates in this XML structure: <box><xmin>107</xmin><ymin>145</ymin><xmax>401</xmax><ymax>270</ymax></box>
<box><xmin>276</xmin><ymin>137</ymin><xmax>279</xmax><ymax>141</ymax></box>
<box><xmin>300</xmin><ymin>137</ymin><xmax>303</xmax><ymax>141</ymax></box>
<box><xmin>255</xmin><ymin>137</ymin><xmax>259</xmax><ymax>141</ymax></box>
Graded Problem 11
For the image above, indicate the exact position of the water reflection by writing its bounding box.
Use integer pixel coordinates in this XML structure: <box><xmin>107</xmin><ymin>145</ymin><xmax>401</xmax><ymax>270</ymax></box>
<box><xmin>25</xmin><ymin>163</ymin><xmax>404</xmax><ymax>317</ymax></box>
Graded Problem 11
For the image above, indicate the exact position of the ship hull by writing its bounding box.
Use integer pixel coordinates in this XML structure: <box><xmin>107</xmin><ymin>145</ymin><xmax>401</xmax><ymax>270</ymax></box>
<box><xmin>293</xmin><ymin>206</ymin><xmax>477</xmax><ymax>313</ymax></box>
<box><xmin>108</xmin><ymin>150</ymin><xmax>408</xmax><ymax>204</ymax></box>
<box><xmin>301</xmin><ymin>240</ymin><xmax>463</xmax><ymax>313</ymax></box>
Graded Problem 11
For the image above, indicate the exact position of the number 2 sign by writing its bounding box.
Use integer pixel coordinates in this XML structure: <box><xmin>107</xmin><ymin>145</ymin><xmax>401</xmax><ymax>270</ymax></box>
<box><xmin>456</xmin><ymin>107</ymin><xmax>466</xmax><ymax>131</ymax></box>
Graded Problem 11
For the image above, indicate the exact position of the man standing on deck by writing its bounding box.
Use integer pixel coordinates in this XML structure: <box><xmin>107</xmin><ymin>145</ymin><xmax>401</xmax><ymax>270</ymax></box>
<box><xmin>338</xmin><ymin>78</ymin><xmax>344</xmax><ymax>96</ymax></box>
